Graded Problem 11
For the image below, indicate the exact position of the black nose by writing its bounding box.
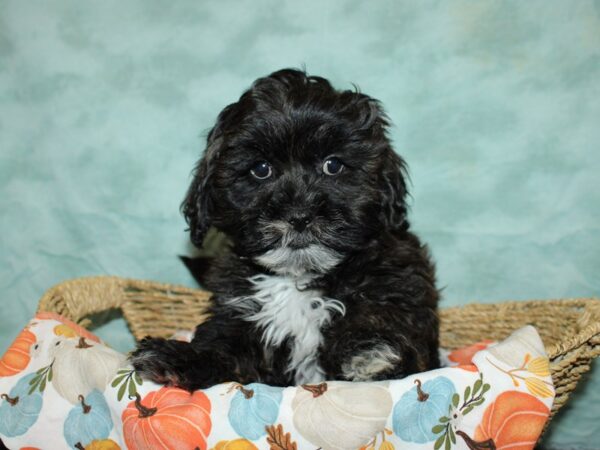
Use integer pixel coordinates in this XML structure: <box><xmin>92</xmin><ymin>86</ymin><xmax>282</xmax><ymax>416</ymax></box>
<box><xmin>287</xmin><ymin>213</ymin><xmax>313</xmax><ymax>232</ymax></box>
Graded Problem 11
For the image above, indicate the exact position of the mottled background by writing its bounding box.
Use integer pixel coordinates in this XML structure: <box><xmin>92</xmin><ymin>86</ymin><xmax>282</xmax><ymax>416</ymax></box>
<box><xmin>1</xmin><ymin>1</ymin><xmax>599</xmax><ymax>448</ymax></box>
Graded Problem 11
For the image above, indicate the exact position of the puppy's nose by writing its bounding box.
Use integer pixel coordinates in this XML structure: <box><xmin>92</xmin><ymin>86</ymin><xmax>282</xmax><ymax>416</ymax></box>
<box><xmin>287</xmin><ymin>213</ymin><xmax>313</xmax><ymax>232</ymax></box>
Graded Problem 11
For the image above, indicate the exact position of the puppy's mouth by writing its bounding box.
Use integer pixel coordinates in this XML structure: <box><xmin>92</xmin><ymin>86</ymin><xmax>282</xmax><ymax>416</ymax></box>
<box><xmin>255</xmin><ymin>244</ymin><xmax>341</xmax><ymax>276</ymax></box>
<box><xmin>285</xmin><ymin>231</ymin><xmax>316</xmax><ymax>250</ymax></box>
<box><xmin>255</xmin><ymin>219</ymin><xmax>341</xmax><ymax>275</ymax></box>
<box><xmin>260</xmin><ymin>220</ymin><xmax>320</xmax><ymax>250</ymax></box>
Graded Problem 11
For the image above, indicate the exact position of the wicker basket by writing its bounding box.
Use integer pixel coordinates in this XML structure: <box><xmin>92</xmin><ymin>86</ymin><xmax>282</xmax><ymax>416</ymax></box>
<box><xmin>37</xmin><ymin>276</ymin><xmax>600</xmax><ymax>423</ymax></box>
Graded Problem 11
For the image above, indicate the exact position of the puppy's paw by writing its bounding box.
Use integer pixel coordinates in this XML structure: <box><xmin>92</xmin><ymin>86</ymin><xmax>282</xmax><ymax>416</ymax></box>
<box><xmin>341</xmin><ymin>343</ymin><xmax>402</xmax><ymax>381</ymax></box>
<box><xmin>129</xmin><ymin>337</ymin><xmax>193</xmax><ymax>390</ymax></box>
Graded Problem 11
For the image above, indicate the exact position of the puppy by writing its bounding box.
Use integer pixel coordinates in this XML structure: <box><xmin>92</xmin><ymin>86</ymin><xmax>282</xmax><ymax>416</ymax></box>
<box><xmin>130</xmin><ymin>69</ymin><xmax>439</xmax><ymax>390</ymax></box>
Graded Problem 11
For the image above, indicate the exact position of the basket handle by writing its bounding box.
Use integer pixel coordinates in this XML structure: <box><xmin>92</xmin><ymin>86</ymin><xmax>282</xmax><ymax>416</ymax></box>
<box><xmin>546</xmin><ymin>299</ymin><xmax>600</xmax><ymax>360</ymax></box>
<box><xmin>37</xmin><ymin>276</ymin><xmax>127</xmax><ymax>325</ymax></box>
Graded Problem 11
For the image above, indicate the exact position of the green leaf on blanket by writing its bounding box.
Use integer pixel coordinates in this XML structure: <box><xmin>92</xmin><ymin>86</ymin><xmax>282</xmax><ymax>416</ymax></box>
<box><xmin>433</xmin><ymin>373</ymin><xmax>492</xmax><ymax>448</ymax></box>
<box><xmin>114</xmin><ymin>368</ymin><xmax>131</xmax><ymax>377</ymax></box>
<box><xmin>111</xmin><ymin>373</ymin><xmax>128</xmax><ymax>387</ymax></box>
<box><xmin>28</xmin><ymin>376</ymin><xmax>41</xmax><ymax>395</ymax></box>
<box><xmin>28</xmin><ymin>363</ymin><xmax>53</xmax><ymax>394</ymax></box>
<box><xmin>128</xmin><ymin>378</ymin><xmax>137</xmax><ymax>398</ymax></box>
<box><xmin>473</xmin><ymin>377</ymin><xmax>482</xmax><ymax>396</ymax></box>
<box><xmin>432</xmin><ymin>424</ymin><xmax>446</xmax><ymax>434</ymax></box>
<box><xmin>434</xmin><ymin>433</ymin><xmax>446</xmax><ymax>450</ymax></box>
<box><xmin>448</xmin><ymin>427</ymin><xmax>456</xmax><ymax>444</ymax></box>
<box><xmin>113</xmin><ymin>369</ymin><xmax>142</xmax><ymax>401</ymax></box>
<box><xmin>117</xmin><ymin>379</ymin><xmax>128</xmax><ymax>401</ymax></box>
<box><xmin>464</xmin><ymin>385</ymin><xmax>471</xmax><ymax>401</ymax></box>
<box><xmin>472</xmin><ymin>397</ymin><xmax>485</xmax><ymax>407</ymax></box>
<box><xmin>451</xmin><ymin>393</ymin><xmax>459</xmax><ymax>408</ymax></box>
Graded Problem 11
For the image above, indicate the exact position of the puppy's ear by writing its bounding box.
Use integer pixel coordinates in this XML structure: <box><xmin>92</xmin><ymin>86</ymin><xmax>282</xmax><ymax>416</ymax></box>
<box><xmin>380</xmin><ymin>148</ymin><xmax>409</xmax><ymax>231</ymax></box>
<box><xmin>348</xmin><ymin>93</ymin><xmax>409</xmax><ymax>232</ymax></box>
<box><xmin>181</xmin><ymin>156</ymin><xmax>213</xmax><ymax>248</ymax></box>
<box><xmin>182</xmin><ymin>96</ymin><xmax>250</xmax><ymax>247</ymax></box>
<box><xmin>181</xmin><ymin>113</ymin><xmax>230</xmax><ymax>247</ymax></box>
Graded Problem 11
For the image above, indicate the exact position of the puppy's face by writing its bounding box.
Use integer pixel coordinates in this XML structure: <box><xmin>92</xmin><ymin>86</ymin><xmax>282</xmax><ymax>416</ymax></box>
<box><xmin>183</xmin><ymin>69</ymin><xmax>408</xmax><ymax>276</ymax></box>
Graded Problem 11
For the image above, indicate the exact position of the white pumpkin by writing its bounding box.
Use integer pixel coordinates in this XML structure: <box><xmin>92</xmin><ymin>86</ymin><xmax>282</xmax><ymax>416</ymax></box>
<box><xmin>49</xmin><ymin>336</ymin><xmax>126</xmax><ymax>404</ymax></box>
<box><xmin>292</xmin><ymin>381</ymin><xmax>393</xmax><ymax>450</ymax></box>
<box><xmin>485</xmin><ymin>325</ymin><xmax>547</xmax><ymax>369</ymax></box>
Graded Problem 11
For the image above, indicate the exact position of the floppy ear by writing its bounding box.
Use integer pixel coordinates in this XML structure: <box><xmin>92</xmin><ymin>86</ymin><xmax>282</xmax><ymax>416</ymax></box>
<box><xmin>380</xmin><ymin>148</ymin><xmax>409</xmax><ymax>231</ymax></box>
<box><xmin>347</xmin><ymin>93</ymin><xmax>409</xmax><ymax>232</ymax></box>
<box><xmin>182</xmin><ymin>99</ymin><xmax>247</xmax><ymax>247</ymax></box>
<box><xmin>181</xmin><ymin>157</ymin><xmax>213</xmax><ymax>248</ymax></box>
<box><xmin>181</xmin><ymin>125</ymin><xmax>226</xmax><ymax>248</ymax></box>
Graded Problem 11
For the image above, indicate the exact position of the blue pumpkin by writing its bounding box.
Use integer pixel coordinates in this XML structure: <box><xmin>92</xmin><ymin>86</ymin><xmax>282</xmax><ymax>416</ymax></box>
<box><xmin>63</xmin><ymin>389</ymin><xmax>113</xmax><ymax>449</ymax></box>
<box><xmin>0</xmin><ymin>373</ymin><xmax>43</xmax><ymax>437</ymax></box>
<box><xmin>393</xmin><ymin>376</ymin><xmax>456</xmax><ymax>443</ymax></box>
<box><xmin>228</xmin><ymin>383</ymin><xmax>283</xmax><ymax>440</ymax></box>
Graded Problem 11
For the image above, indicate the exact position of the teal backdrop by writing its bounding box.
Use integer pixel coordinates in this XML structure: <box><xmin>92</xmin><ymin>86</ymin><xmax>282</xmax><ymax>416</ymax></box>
<box><xmin>1</xmin><ymin>1</ymin><xmax>598</xmax><ymax>448</ymax></box>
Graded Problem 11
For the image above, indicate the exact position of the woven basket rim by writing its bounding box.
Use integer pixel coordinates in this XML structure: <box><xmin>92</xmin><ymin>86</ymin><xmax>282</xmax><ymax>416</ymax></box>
<box><xmin>36</xmin><ymin>275</ymin><xmax>600</xmax><ymax>366</ymax></box>
<box><xmin>440</xmin><ymin>297</ymin><xmax>600</xmax><ymax>358</ymax></box>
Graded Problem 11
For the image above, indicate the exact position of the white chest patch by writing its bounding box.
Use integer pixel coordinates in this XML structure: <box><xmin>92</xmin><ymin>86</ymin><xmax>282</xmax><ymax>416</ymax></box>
<box><xmin>231</xmin><ymin>274</ymin><xmax>345</xmax><ymax>385</ymax></box>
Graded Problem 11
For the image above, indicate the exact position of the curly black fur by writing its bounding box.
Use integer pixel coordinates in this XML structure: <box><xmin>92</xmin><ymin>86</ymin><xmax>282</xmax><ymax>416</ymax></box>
<box><xmin>130</xmin><ymin>68</ymin><xmax>439</xmax><ymax>390</ymax></box>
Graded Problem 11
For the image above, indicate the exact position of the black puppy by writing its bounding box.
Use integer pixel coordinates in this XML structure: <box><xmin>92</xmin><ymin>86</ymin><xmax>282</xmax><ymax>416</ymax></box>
<box><xmin>130</xmin><ymin>69</ymin><xmax>439</xmax><ymax>390</ymax></box>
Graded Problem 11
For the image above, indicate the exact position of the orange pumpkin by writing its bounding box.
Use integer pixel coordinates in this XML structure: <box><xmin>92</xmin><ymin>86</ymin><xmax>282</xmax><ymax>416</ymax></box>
<box><xmin>475</xmin><ymin>390</ymin><xmax>550</xmax><ymax>450</ymax></box>
<box><xmin>448</xmin><ymin>340</ymin><xmax>494</xmax><ymax>365</ymax></box>
<box><xmin>0</xmin><ymin>328</ymin><xmax>36</xmax><ymax>376</ymax></box>
<box><xmin>122</xmin><ymin>387</ymin><xmax>212</xmax><ymax>450</ymax></box>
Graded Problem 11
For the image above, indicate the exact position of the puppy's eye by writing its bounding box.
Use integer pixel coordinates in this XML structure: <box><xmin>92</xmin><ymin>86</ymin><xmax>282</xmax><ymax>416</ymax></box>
<box><xmin>250</xmin><ymin>161</ymin><xmax>272</xmax><ymax>180</ymax></box>
<box><xmin>323</xmin><ymin>157</ymin><xmax>344</xmax><ymax>176</ymax></box>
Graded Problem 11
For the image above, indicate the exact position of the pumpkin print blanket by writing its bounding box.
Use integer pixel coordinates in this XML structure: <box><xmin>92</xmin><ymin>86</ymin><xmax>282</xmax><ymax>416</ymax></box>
<box><xmin>0</xmin><ymin>313</ymin><xmax>555</xmax><ymax>450</ymax></box>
